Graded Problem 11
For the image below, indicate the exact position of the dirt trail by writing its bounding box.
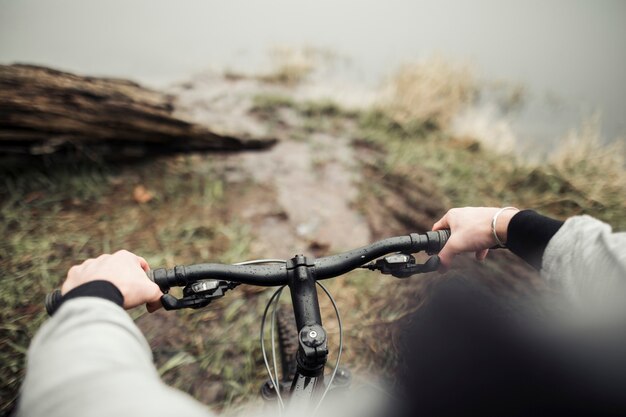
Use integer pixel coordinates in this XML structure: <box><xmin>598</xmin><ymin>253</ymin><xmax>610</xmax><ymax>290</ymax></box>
<box><xmin>137</xmin><ymin>73</ymin><xmax>542</xmax><ymax>409</ymax></box>
<box><xmin>172</xmin><ymin>73</ymin><xmax>371</xmax><ymax>259</ymax></box>
<box><xmin>172</xmin><ymin>72</ymin><xmax>540</xmax><ymax>292</ymax></box>
<box><xmin>235</xmin><ymin>134</ymin><xmax>371</xmax><ymax>258</ymax></box>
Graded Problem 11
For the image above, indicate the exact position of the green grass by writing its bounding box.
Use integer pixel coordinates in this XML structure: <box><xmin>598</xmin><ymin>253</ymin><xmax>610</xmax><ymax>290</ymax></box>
<box><xmin>0</xmin><ymin>154</ymin><xmax>251</xmax><ymax>415</ymax></box>
<box><xmin>356</xmin><ymin>110</ymin><xmax>626</xmax><ymax>229</ymax></box>
<box><xmin>251</xmin><ymin>94</ymin><xmax>297</xmax><ymax>114</ymax></box>
<box><xmin>0</xmin><ymin>159</ymin><xmax>110</xmax><ymax>414</ymax></box>
<box><xmin>252</xmin><ymin>94</ymin><xmax>356</xmax><ymax>122</ymax></box>
<box><xmin>2</xmin><ymin>90</ymin><xmax>624</xmax><ymax>416</ymax></box>
<box><xmin>251</xmin><ymin>94</ymin><xmax>360</xmax><ymax>143</ymax></box>
<box><xmin>1</xmin><ymin>151</ymin><xmax>369</xmax><ymax>415</ymax></box>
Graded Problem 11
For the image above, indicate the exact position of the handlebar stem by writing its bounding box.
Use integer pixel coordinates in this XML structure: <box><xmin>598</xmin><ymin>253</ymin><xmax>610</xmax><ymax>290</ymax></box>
<box><xmin>287</xmin><ymin>255</ymin><xmax>328</xmax><ymax>375</ymax></box>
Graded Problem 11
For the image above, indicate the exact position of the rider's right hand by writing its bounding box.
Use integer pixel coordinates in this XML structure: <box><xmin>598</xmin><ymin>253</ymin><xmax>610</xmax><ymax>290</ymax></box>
<box><xmin>432</xmin><ymin>207</ymin><xmax>520</xmax><ymax>272</ymax></box>
<box><xmin>62</xmin><ymin>250</ymin><xmax>163</xmax><ymax>312</ymax></box>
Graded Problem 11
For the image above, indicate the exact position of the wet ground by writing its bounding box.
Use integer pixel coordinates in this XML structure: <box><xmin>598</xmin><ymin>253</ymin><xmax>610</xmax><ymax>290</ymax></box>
<box><xmin>171</xmin><ymin>73</ymin><xmax>371</xmax><ymax>259</ymax></box>
<box><xmin>133</xmin><ymin>73</ymin><xmax>543</xmax><ymax>412</ymax></box>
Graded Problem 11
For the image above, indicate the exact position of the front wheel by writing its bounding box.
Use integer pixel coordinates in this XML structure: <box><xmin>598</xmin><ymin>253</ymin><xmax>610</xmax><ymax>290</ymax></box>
<box><xmin>276</xmin><ymin>305</ymin><xmax>298</xmax><ymax>390</ymax></box>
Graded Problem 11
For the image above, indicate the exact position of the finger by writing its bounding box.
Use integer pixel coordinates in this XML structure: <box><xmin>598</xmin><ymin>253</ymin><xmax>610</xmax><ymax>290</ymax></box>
<box><xmin>475</xmin><ymin>249</ymin><xmax>489</xmax><ymax>262</ymax></box>
<box><xmin>137</xmin><ymin>256</ymin><xmax>150</xmax><ymax>272</ymax></box>
<box><xmin>81</xmin><ymin>258</ymin><xmax>96</xmax><ymax>267</ymax></box>
<box><xmin>61</xmin><ymin>278</ymin><xmax>73</xmax><ymax>295</ymax></box>
<box><xmin>82</xmin><ymin>255</ymin><xmax>110</xmax><ymax>272</ymax></box>
<box><xmin>146</xmin><ymin>300</ymin><xmax>162</xmax><ymax>313</ymax></box>
<box><xmin>437</xmin><ymin>233</ymin><xmax>466</xmax><ymax>270</ymax></box>
<box><xmin>432</xmin><ymin>213</ymin><xmax>449</xmax><ymax>231</ymax></box>
<box><xmin>82</xmin><ymin>255</ymin><xmax>113</xmax><ymax>275</ymax></box>
<box><xmin>145</xmin><ymin>281</ymin><xmax>163</xmax><ymax>312</ymax></box>
<box><xmin>113</xmin><ymin>249</ymin><xmax>136</xmax><ymax>261</ymax></box>
<box><xmin>67</xmin><ymin>264</ymin><xmax>80</xmax><ymax>279</ymax></box>
<box><xmin>148</xmin><ymin>282</ymin><xmax>163</xmax><ymax>301</ymax></box>
<box><xmin>116</xmin><ymin>251</ymin><xmax>148</xmax><ymax>272</ymax></box>
<box><xmin>437</xmin><ymin>246</ymin><xmax>457</xmax><ymax>272</ymax></box>
<box><xmin>111</xmin><ymin>250</ymin><xmax>145</xmax><ymax>272</ymax></box>
<box><xmin>82</xmin><ymin>255</ymin><xmax>105</xmax><ymax>268</ymax></box>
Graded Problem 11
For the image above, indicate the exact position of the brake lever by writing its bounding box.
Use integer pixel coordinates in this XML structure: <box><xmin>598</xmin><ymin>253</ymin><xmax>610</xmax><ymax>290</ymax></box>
<box><xmin>160</xmin><ymin>279</ymin><xmax>239</xmax><ymax>311</ymax></box>
<box><xmin>363</xmin><ymin>254</ymin><xmax>441</xmax><ymax>278</ymax></box>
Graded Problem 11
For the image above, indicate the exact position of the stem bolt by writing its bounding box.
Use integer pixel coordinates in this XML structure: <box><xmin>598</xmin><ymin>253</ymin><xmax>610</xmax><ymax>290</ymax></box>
<box><xmin>301</xmin><ymin>325</ymin><xmax>325</xmax><ymax>347</ymax></box>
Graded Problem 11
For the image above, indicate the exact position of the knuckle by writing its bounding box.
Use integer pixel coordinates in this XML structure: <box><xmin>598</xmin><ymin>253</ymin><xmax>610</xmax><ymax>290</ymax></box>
<box><xmin>112</xmin><ymin>250</ymin><xmax>133</xmax><ymax>260</ymax></box>
<box><xmin>67</xmin><ymin>265</ymin><xmax>79</xmax><ymax>277</ymax></box>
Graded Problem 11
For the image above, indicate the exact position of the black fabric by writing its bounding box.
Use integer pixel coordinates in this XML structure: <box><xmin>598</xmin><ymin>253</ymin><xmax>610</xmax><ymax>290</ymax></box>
<box><xmin>60</xmin><ymin>280</ymin><xmax>124</xmax><ymax>309</ymax></box>
<box><xmin>507</xmin><ymin>210</ymin><xmax>564</xmax><ymax>270</ymax></box>
<box><xmin>393</xmin><ymin>277</ymin><xmax>626</xmax><ymax>417</ymax></box>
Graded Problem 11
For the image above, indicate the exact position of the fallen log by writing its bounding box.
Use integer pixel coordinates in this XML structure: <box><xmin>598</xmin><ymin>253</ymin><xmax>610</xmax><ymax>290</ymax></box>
<box><xmin>0</xmin><ymin>64</ymin><xmax>276</xmax><ymax>156</ymax></box>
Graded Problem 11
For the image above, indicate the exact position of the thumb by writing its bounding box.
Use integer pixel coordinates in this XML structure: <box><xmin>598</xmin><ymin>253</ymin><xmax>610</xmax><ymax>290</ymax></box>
<box><xmin>432</xmin><ymin>215</ymin><xmax>449</xmax><ymax>231</ymax></box>
<box><xmin>146</xmin><ymin>299</ymin><xmax>163</xmax><ymax>313</ymax></box>
<box><xmin>475</xmin><ymin>248</ymin><xmax>489</xmax><ymax>261</ymax></box>
<box><xmin>436</xmin><ymin>233</ymin><xmax>465</xmax><ymax>273</ymax></box>
<box><xmin>437</xmin><ymin>245</ymin><xmax>456</xmax><ymax>273</ymax></box>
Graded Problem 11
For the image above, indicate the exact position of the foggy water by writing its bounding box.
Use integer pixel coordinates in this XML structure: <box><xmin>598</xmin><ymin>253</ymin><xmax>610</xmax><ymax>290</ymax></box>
<box><xmin>1</xmin><ymin>0</ymin><xmax>625</xmax><ymax>150</ymax></box>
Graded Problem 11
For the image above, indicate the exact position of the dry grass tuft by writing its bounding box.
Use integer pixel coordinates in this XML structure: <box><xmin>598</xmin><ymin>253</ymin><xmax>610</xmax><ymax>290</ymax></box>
<box><xmin>544</xmin><ymin>118</ymin><xmax>626</xmax><ymax>226</ymax></box>
<box><xmin>258</xmin><ymin>46</ymin><xmax>335</xmax><ymax>86</ymax></box>
<box><xmin>379</xmin><ymin>55</ymin><xmax>477</xmax><ymax>130</ymax></box>
<box><xmin>548</xmin><ymin>117</ymin><xmax>626</xmax><ymax>211</ymax></box>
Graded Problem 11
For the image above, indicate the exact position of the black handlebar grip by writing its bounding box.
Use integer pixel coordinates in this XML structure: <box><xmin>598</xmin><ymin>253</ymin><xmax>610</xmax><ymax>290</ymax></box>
<box><xmin>438</xmin><ymin>229</ymin><xmax>451</xmax><ymax>246</ymax></box>
<box><xmin>45</xmin><ymin>289</ymin><xmax>63</xmax><ymax>316</ymax></box>
<box><xmin>425</xmin><ymin>229</ymin><xmax>451</xmax><ymax>254</ymax></box>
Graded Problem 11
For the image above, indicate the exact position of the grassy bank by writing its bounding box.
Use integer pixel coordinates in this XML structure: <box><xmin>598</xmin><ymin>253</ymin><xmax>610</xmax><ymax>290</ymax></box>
<box><xmin>0</xmin><ymin>155</ymin><xmax>243</xmax><ymax>414</ymax></box>
<box><xmin>1</xmin><ymin>67</ymin><xmax>624</xmax><ymax>415</ymax></box>
<box><xmin>356</xmin><ymin>108</ymin><xmax>625</xmax><ymax>229</ymax></box>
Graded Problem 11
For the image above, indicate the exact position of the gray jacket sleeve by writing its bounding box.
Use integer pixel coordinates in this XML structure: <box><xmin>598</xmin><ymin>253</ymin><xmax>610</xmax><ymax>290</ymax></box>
<box><xmin>17</xmin><ymin>297</ymin><xmax>212</xmax><ymax>417</ymax></box>
<box><xmin>542</xmin><ymin>215</ymin><xmax>626</xmax><ymax>315</ymax></box>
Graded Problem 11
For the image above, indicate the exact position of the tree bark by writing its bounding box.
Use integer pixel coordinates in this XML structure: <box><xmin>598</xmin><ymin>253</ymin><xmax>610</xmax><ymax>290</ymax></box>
<box><xmin>0</xmin><ymin>64</ymin><xmax>276</xmax><ymax>156</ymax></box>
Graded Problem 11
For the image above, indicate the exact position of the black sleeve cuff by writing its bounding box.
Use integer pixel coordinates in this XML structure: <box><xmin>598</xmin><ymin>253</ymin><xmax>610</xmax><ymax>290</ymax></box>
<box><xmin>60</xmin><ymin>280</ymin><xmax>124</xmax><ymax>309</ymax></box>
<box><xmin>506</xmin><ymin>210</ymin><xmax>564</xmax><ymax>270</ymax></box>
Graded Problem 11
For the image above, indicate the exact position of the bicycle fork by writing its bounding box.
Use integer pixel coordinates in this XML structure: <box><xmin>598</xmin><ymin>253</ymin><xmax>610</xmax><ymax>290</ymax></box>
<box><xmin>261</xmin><ymin>254</ymin><xmax>351</xmax><ymax>409</ymax></box>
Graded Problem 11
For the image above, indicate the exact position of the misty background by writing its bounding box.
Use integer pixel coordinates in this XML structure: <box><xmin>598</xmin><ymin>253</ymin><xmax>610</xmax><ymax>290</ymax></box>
<box><xmin>2</xmin><ymin>2</ymin><xmax>626</xmax><ymax>415</ymax></box>
<box><xmin>1</xmin><ymin>0</ymin><xmax>625</xmax><ymax>152</ymax></box>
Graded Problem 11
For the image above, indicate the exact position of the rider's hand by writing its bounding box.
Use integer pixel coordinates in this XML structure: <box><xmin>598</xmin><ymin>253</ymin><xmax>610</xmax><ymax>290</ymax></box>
<box><xmin>61</xmin><ymin>250</ymin><xmax>163</xmax><ymax>312</ymax></box>
<box><xmin>432</xmin><ymin>207</ymin><xmax>520</xmax><ymax>272</ymax></box>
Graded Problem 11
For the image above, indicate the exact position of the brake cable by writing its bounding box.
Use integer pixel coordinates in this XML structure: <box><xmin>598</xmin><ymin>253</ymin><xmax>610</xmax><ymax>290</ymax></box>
<box><xmin>260</xmin><ymin>279</ymin><xmax>344</xmax><ymax>416</ymax></box>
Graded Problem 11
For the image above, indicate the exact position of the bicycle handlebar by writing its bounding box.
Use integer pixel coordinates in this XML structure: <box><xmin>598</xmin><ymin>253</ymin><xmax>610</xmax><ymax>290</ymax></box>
<box><xmin>149</xmin><ymin>263</ymin><xmax>288</xmax><ymax>289</ymax></box>
<box><xmin>45</xmin><ymin>230</ymin><xmax>449</xmax><ymax>315</ymax></box>
<box><xmin>314</xmin><ymin>230</ymin><xmax>449</xmax><ymax>279</ymax></box>
<box><xmin>148</xmin><ymin>230</ymin><xmax>449</xmax><ymax>291</ymax></box>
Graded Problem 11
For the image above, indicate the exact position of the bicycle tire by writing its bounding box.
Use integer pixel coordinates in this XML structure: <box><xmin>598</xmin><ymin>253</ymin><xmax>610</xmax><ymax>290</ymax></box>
<box><xmin>276</xmin><ymin>305</ymin><xmax>298</xmax><ymax>384</ymax></box>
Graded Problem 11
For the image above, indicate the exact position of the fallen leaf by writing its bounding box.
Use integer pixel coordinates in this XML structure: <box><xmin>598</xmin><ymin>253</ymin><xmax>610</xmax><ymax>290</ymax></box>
<box><xmin>23</xmin><ymin>191</ymin><xmax>45</xmax><ymax>204</ymax></box>
<box><xmin>133</xmin><ymin>185</ymin><xmax>153</xmax><ymax>204</ymax></box>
